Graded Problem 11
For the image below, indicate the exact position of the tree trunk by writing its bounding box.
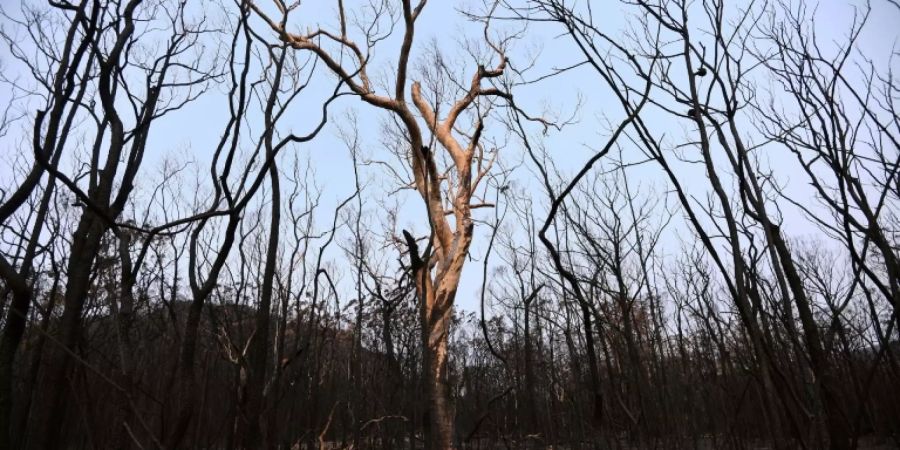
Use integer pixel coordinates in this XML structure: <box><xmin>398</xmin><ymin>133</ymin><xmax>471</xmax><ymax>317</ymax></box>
<box><xmin>423</xmin><ymin>288</ymin><xmax>454</xmax><ymax>450</ymax></box>
<box><xmin>768</xmin><ymin>227</ymin><xmax>850</xmax><ymax>450</ymax></box>
<box><xmin>35</xmin><ymin>215</ymin><xmax>106</xmax><ymax>449</ymax></box>
<box><xmin>407</xmin><ymin>228</ymin><xmax>461</xmax><ymax>450</ymax></box>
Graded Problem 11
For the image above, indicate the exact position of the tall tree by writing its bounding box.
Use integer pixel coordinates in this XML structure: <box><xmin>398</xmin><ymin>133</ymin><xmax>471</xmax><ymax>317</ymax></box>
<box><xmin>248</xmin><ymin>1</ymin><xmax>514</xmax><ymax>447</ymax></box>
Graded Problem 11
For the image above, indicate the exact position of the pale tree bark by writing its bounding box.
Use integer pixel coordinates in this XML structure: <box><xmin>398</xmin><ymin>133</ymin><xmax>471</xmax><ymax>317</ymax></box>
<box><xmin>248</xmin><ymin>1</ymin><xmax>513</xmax><ymax>447</ymax></box>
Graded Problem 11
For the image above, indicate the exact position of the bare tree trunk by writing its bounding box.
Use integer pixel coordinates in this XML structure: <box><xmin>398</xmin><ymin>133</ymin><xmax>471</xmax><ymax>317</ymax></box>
<box><xmin>768</xmin><ymin>228</ymin><xmax>851</xmax><ymax>450</ymax></box>
<box><xmin>241</xmin><ymin>43</ymin><xmax>286</xmax><ymax>450</ymax></box>
<box><xmin>37</xmin><ymin>215</ymin><xmax>106</xmax><ymax>449</ymax></box>
<box><xmin>423</xmin><ymin>298</ymin><xmax>454</xmax><ymax>450</ymax></box>
<box><xmin>111</xmin><ymin>232</ymin><xmax>137</xmax><ymax>450</ymax></box>
<box><xmin>0</xmin><ymin>2</ymin><xmax>97</xmax><ymax>446</ymax></box>
<box><xmin>407</xmin><ymin>232</ymin><xmax>460</xmax><ymax>450</ymax></box>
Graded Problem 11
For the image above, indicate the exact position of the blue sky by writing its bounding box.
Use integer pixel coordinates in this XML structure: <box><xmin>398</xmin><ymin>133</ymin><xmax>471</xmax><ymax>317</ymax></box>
<box><xmin>1</xmin><ymin>0</ymin><xmax>898</xmax><ymax>314</ymax></box>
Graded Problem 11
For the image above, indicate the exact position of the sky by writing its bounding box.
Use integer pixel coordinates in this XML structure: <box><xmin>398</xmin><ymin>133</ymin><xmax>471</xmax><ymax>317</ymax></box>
<box><xmin>1</xmin><ymin>0</ymin><xmax>899</xmax><ymax>314</ymax></box>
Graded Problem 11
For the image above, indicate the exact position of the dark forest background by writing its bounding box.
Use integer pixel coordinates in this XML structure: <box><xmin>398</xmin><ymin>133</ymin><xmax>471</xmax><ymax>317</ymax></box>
<box><xmin>0</xmin><ymin>0</ymin><xmax>899</xmax><ymax>449</ymax></box>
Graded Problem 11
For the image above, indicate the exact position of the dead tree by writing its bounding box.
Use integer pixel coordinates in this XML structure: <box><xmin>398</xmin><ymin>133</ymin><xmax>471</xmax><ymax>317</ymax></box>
<box><xmin>247</xmin><ymin>1</ymin><xmax>513</xmax><ymax>447</ymax></box>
